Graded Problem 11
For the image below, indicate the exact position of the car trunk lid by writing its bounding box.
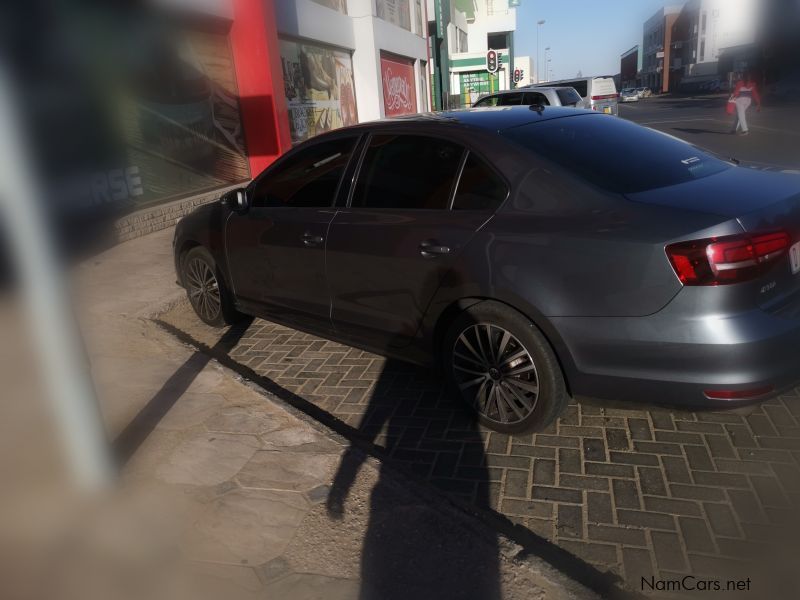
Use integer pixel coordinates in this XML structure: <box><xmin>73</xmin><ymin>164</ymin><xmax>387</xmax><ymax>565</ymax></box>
<box><xmin>629</xmin><ymin>168</ymin><xmax>800</xmax><ymax>311</ymax></box>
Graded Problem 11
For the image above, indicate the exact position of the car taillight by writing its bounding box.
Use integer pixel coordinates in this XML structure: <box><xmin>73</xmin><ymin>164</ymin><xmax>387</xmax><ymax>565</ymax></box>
<box><xmin>591</xmin><ymin>94</ymin><xmax>618</xmax><ymax>101</ymax></box>
<box><xmin>665</xmin><ymin>231</ymin><xmax>791</xmax><ymax>286</ymax></box>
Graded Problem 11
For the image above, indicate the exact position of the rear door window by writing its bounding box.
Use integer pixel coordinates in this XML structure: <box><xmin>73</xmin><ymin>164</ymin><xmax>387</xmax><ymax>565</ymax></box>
<box><xmin>504</xmin><ymin>115</ymin><xmax>730</xmax><ymax>194</ymax></box>
<box><xmin>522</xmin><ymin>92</ymin><xmax>549</xmax><ymax>106</ymax></box>
<box><xmin>498</xmin><ymin>93</ymin><xmax>524</xmax><ymax>106</ymax></box>
<box><xmin>556</xmin><ymin>88</ymin><xmax>582</xmax><ymax>106</ymax></box>
<box><xmin>453</xmin><ymin>153</ymin><xmax>509</xmax><ymax>211</ymax></box>
<box><xmin>352</xmin><ymin>134</ymin><xmax>464</xmax><ymax>209</ymax></box>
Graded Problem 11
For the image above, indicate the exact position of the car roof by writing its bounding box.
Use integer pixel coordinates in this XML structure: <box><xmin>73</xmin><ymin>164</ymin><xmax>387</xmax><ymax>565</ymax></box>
<box><xmin>363</xmin><ymin>105</ymin><xmax>592</xmax><ymax>132</ymax></box>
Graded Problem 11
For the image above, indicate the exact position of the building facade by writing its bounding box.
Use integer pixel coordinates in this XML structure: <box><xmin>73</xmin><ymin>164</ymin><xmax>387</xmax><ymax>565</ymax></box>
<box><xmin>619</xmin><ymin>45</ymin><xmax>640</xmax><ymax>89</ymax></box>
<box><xmin>641</xmin><ymin>5</ymin><xmax>682</xmax><ymax>93</ymax></box>
<box><xmin>427</xmin><ymin>0</ymin><xmax>531</xmax><ymax>108</ymax></box>
<box><xmin>669</xmin><ymin>0</ymin><xmax>763</xmax><ymax>91</ymax></box>
<box><xmin>275</xmin><ymin>0</ymin><xmax>429</xmax><ymax>144</ymax></box>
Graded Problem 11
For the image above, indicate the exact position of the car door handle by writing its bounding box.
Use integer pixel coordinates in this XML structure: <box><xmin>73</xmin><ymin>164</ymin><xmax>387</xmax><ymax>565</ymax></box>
<box><xmin>419</xmin><ymin>240</ymin><xmax>451</xmax><ymax>258</ymax></box>
<box><xmin>302</xmin><ymin>232</ymin><xmax>324</xmax><ymax>247</ymax></box>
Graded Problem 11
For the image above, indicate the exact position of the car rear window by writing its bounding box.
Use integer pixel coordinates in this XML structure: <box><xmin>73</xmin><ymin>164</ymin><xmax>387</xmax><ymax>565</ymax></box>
<box><xmin>504</xmin><ymin>115</ymin><xmax>731</xmax><ymax>194</ymax></box>
<box><xmin>556</xmin><ymin>88</ymin><xmax>581</xmax><ymax>106</ymax></box>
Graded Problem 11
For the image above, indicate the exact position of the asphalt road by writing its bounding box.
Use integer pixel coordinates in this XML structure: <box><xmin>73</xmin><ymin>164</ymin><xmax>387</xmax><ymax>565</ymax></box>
<box><xmin>619</xmin><ymin>95</ymin><xmax>800</xmax><ymax>173</ymax></box>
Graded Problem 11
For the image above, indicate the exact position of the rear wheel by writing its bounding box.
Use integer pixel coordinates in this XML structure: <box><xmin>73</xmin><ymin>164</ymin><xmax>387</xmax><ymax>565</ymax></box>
<box><xmin>443</xmin><ymin>301</ymin><xmax>568</xmax><ymax>433</ymax></box>
<box><xmin>182</xmin><ymin>246</ymin><xmax>241</xmax><ymax>327</ymax></box>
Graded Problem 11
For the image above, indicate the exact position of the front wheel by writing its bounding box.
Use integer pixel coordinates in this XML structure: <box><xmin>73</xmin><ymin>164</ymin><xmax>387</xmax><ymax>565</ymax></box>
<box><xmin>182</xmin><ymin>246</ymin><xmax>242</xmax><ymax>327</ymax></box>
<box><xmin>443</xmin><ymin>301</ymin><xmax>569</xmax><ymax>434</ymax></box>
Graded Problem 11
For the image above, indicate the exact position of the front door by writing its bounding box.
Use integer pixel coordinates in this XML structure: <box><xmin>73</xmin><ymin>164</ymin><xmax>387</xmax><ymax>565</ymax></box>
<box><xmin>225</xmin><ymin>136</ymin><xmax>359</xmax><ymax>328</ymax></box>
<box><xmin>326</xmin><ymin>134</ymin><xmax>508</xmax><ymax>348</ymax></box>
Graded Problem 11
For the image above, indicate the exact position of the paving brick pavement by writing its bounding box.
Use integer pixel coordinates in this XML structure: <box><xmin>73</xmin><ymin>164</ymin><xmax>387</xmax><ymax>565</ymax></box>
<box><xmin>161</xmin><ymin>305</ymin><xmax>800</xmax><ymax>595</ymax></box>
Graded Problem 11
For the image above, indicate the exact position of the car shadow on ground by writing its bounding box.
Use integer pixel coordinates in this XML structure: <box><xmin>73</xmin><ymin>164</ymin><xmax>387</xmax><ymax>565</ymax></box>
<box><xmin>154</xmin><ymin>316</ymin><xmax>628</xmax><ymax>599</ymax></box>
<box><xmin>112</xmin><ymin>317</ymin><xmax>254</xmax><ymax>464</ymax></box>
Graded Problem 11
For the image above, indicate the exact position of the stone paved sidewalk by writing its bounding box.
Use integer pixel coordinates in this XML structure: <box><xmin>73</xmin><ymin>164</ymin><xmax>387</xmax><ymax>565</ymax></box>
<box><xmin>161</xmin><ymin>293</ymin><xmax>800</xmax><ymax>598</ymax></box>
<box><xmin>1</xmin><ymin>227</ymin><xmax>591</xmax><ymax>600</ymax></box>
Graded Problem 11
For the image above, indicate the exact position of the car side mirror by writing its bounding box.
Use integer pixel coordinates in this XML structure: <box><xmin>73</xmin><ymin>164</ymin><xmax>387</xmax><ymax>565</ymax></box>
<box><xmin>223</xmin><ymin>188</ymin><xmax>249</xmax><ymax>212</ymax></box>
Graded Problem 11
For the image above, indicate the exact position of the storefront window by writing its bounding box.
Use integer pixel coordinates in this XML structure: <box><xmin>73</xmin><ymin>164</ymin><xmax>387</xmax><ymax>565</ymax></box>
<box><xmin>459</xmin><ymin>71</ymin><xmax>499</xmax><ymax>106</ymax></box>
<box><xmin>376</xmin><ymin>0</ymin><xmax>411</xmax><ymax>31</ymax></box>
<box><xmin>311</xmin><ymin>0</ymin><xmax>347</xmax><ymax>14</ymax></box>
<box><xmin>38</xmin><ymin>8</ymin><xmax>251</xmax><ymax>216</ymax></box>
<box><xmin>279</xmin><ymin>39</ymin><xmax>359</xmax><ymax>144</ymax></box>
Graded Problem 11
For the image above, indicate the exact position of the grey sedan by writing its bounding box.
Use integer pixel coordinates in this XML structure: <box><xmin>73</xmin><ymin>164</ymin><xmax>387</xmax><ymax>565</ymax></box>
<box><xmin>173</xmin><ymin>107</ymin><xmax>800</xmax><ymax>433</ymax></box>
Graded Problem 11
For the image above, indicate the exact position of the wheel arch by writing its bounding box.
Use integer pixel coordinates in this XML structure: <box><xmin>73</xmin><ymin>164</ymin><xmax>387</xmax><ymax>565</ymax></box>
<box><xmin>431</xmin><ymin>296</ymin><xmax>577</xmax><ymax>397</ymax></box>
<box><xmin>176</xmin><ymin>240</ymin><xmax>202</xmax><ymax>287</ymax></box>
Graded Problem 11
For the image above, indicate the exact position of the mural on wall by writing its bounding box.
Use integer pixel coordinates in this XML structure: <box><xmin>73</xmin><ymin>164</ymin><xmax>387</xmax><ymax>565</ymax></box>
<box><xmin>380</xmin><ymin>53</ymin><xmax>418</xmax><ymax>117</ymax></box>
<box><xmin>376</xmin><ymin>0</ymin><xmax>411</xmax><ymax>31</ymax></box>
<box><xmin>280</xmin><ymin>39</ymin><xmax>358</xmax><ymax>144</ymax></box>
<box><xmin>310</xmin><ymin>0</ymin><xmax>347</xmax><ymax>13</ymax></box>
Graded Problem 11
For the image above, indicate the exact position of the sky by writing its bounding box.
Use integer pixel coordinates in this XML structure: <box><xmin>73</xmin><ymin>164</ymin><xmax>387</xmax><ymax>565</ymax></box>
<box><xmin>514</xmin><ymin>0</ymin><xmax>672</xmax><ymax>81</ymax></box>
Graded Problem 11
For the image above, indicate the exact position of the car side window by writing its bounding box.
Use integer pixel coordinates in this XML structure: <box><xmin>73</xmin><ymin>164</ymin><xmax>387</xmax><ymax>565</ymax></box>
<box><xmin>522</xmin><ymin>92</ymin><xmax>550</xmax><ymax>106</ymax></box>
<box><xmin>475</xmin><ymin>96</ymin><xmax>499</xmax><ymax>107</ymax></box>
<box><xmin>453</xmin><ymin>153</ymin><xmax>509</xmax><ymax>211</ymax></box>
<box><xmin>499</xmin><ymin>93</ymin><xmax>523</xmax><ymax>106</ymax></box>
<box><xmin>250</xmin><ymin>137</ymin><xmax>357</xmax><ymax>208</ymax></box>
<box><xmin>352</xmin><ymin>135</ymin><xmax>463</xmax><ymax>210</ymax></box>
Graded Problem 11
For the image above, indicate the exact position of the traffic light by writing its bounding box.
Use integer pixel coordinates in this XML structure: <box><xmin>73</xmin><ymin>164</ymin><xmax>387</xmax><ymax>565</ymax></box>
<box><xmin>513</xmin><ymin>69</ymin><xmax>522</xmax><ymax>84</ymax></box>
<box><xmin>486</xmin><ymin>49</ymin><xmax>498</xmax><ymax>74</ymax></box>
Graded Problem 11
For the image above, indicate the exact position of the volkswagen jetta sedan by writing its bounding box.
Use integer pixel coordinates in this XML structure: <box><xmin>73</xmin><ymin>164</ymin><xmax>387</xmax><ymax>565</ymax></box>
<box><xmin>173</xmin><ymin>106</ymin><xmax>800</xmax><ymax>433</ymax></box>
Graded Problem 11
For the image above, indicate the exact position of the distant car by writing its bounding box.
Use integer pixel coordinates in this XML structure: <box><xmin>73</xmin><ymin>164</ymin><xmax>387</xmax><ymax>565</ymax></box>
<box><xmin>473</xmin><ymin>86</ymin><xmax>585</xmax><ymax>109</ymax></box>
<box><xmin>530</xmin><ymin>76</ymin><xmax>619</xmax><ymax>115</ymax></box>
<box><xmin>174</xmin><ymin>106</ymin><xmax>800</xmax><ymax>433</ymax></box>
<box><xmin>620</xmin><ymin>89</ymin><xmax>640</xmax><ymax>103</ymax></box>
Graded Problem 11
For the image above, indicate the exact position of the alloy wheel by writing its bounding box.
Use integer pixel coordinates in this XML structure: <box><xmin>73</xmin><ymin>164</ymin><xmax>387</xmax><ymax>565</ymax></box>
<box><xmin>185</xmin><ymin>257</ymin><xmax>222</xmax><ymax>323</ymax></box>
<box><xmin>451</xmin><ymin>324</ymin><xmax>540</xmax><ymax>426</ymax></box>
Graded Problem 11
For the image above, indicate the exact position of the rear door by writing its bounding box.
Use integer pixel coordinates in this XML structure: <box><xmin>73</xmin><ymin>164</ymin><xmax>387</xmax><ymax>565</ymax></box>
<box><xmin>326</xmin><ymin>134</ymin><xmax>507</xmax><ymax>348</ymax></box>
<box><xmin>590</xmin><ymin>77</ymin><xmax>619</xmax><ymax>115</ymax></box>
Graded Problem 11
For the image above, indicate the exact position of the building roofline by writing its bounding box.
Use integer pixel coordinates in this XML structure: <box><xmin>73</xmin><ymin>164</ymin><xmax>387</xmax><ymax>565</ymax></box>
<box><xmin>620</xmin><ymin>45</ymin><xmax>639</xmax><ymax>58</ymax></box>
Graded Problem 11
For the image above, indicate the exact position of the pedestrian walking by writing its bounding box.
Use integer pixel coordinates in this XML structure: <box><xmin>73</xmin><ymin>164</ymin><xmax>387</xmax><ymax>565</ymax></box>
<box><xmin>730</xmin><ymin>71</ymin><xmax>762</xmax><ymax>135</ymax></box>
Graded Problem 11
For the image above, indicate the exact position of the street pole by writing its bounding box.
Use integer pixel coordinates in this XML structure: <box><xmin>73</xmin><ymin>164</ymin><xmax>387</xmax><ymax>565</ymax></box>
<box><xmin>0</xmin><ymin>63</ymin><xmax>115</xmax><ymax>490</ymax></box>
<box><xmin>536</xmin><ymin>20</ymin><xmax>545</xmax><ymax>84</ymax></box>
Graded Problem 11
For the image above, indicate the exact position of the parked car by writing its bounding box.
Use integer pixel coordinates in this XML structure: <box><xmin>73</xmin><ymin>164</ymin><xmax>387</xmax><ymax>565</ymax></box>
<box><xmin>473</xmin><ymin>86</ymin><xmax>584</xmax><ymax>109</ymax></box>
<box><xmin>530</xmin><ymin>76</ymin><xmax>618</xmax><ymax>115</ymax></box>
<box><xmin>174</xmin><ymin>107</ymin><xmax>800</xmax><ymax>433</ymax></box>
<box><xmin>620</xmin><ymin>89</ymin><xmax>640</xmax><ymax>103</ymax></box>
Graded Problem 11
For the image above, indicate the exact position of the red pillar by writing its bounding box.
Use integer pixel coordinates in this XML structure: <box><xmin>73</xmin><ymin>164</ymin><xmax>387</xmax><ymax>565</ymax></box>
<box><xmin>229</xmin><ymin>0</ymin><xmax>292</xmax><ymax>176</ymax></box>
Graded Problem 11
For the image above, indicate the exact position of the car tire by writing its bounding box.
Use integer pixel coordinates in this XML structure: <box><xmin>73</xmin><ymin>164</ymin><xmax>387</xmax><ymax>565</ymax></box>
<box><xmin>443</xmin><ymin>301</ymin><xmax>569</xmax><ymax>434</ymax></box>
<box><xmin>182</xmin><ymin>246</ymin><xmax>242</xmax><ymax>327</ymax></box>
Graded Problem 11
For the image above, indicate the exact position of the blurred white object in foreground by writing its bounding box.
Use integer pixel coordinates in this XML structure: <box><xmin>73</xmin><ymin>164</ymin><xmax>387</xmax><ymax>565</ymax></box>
<box><xmin>0</xmin><ymin>63</ymin><xmax>114</xmax><ymax>490</ymax></box>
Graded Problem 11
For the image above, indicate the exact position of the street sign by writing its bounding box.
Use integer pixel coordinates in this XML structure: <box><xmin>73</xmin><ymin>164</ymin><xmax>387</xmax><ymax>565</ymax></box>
<box><xmin>486</xmin><ymin>49</ymin><xmax>498</xmax><ymax>73</ymax></box>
